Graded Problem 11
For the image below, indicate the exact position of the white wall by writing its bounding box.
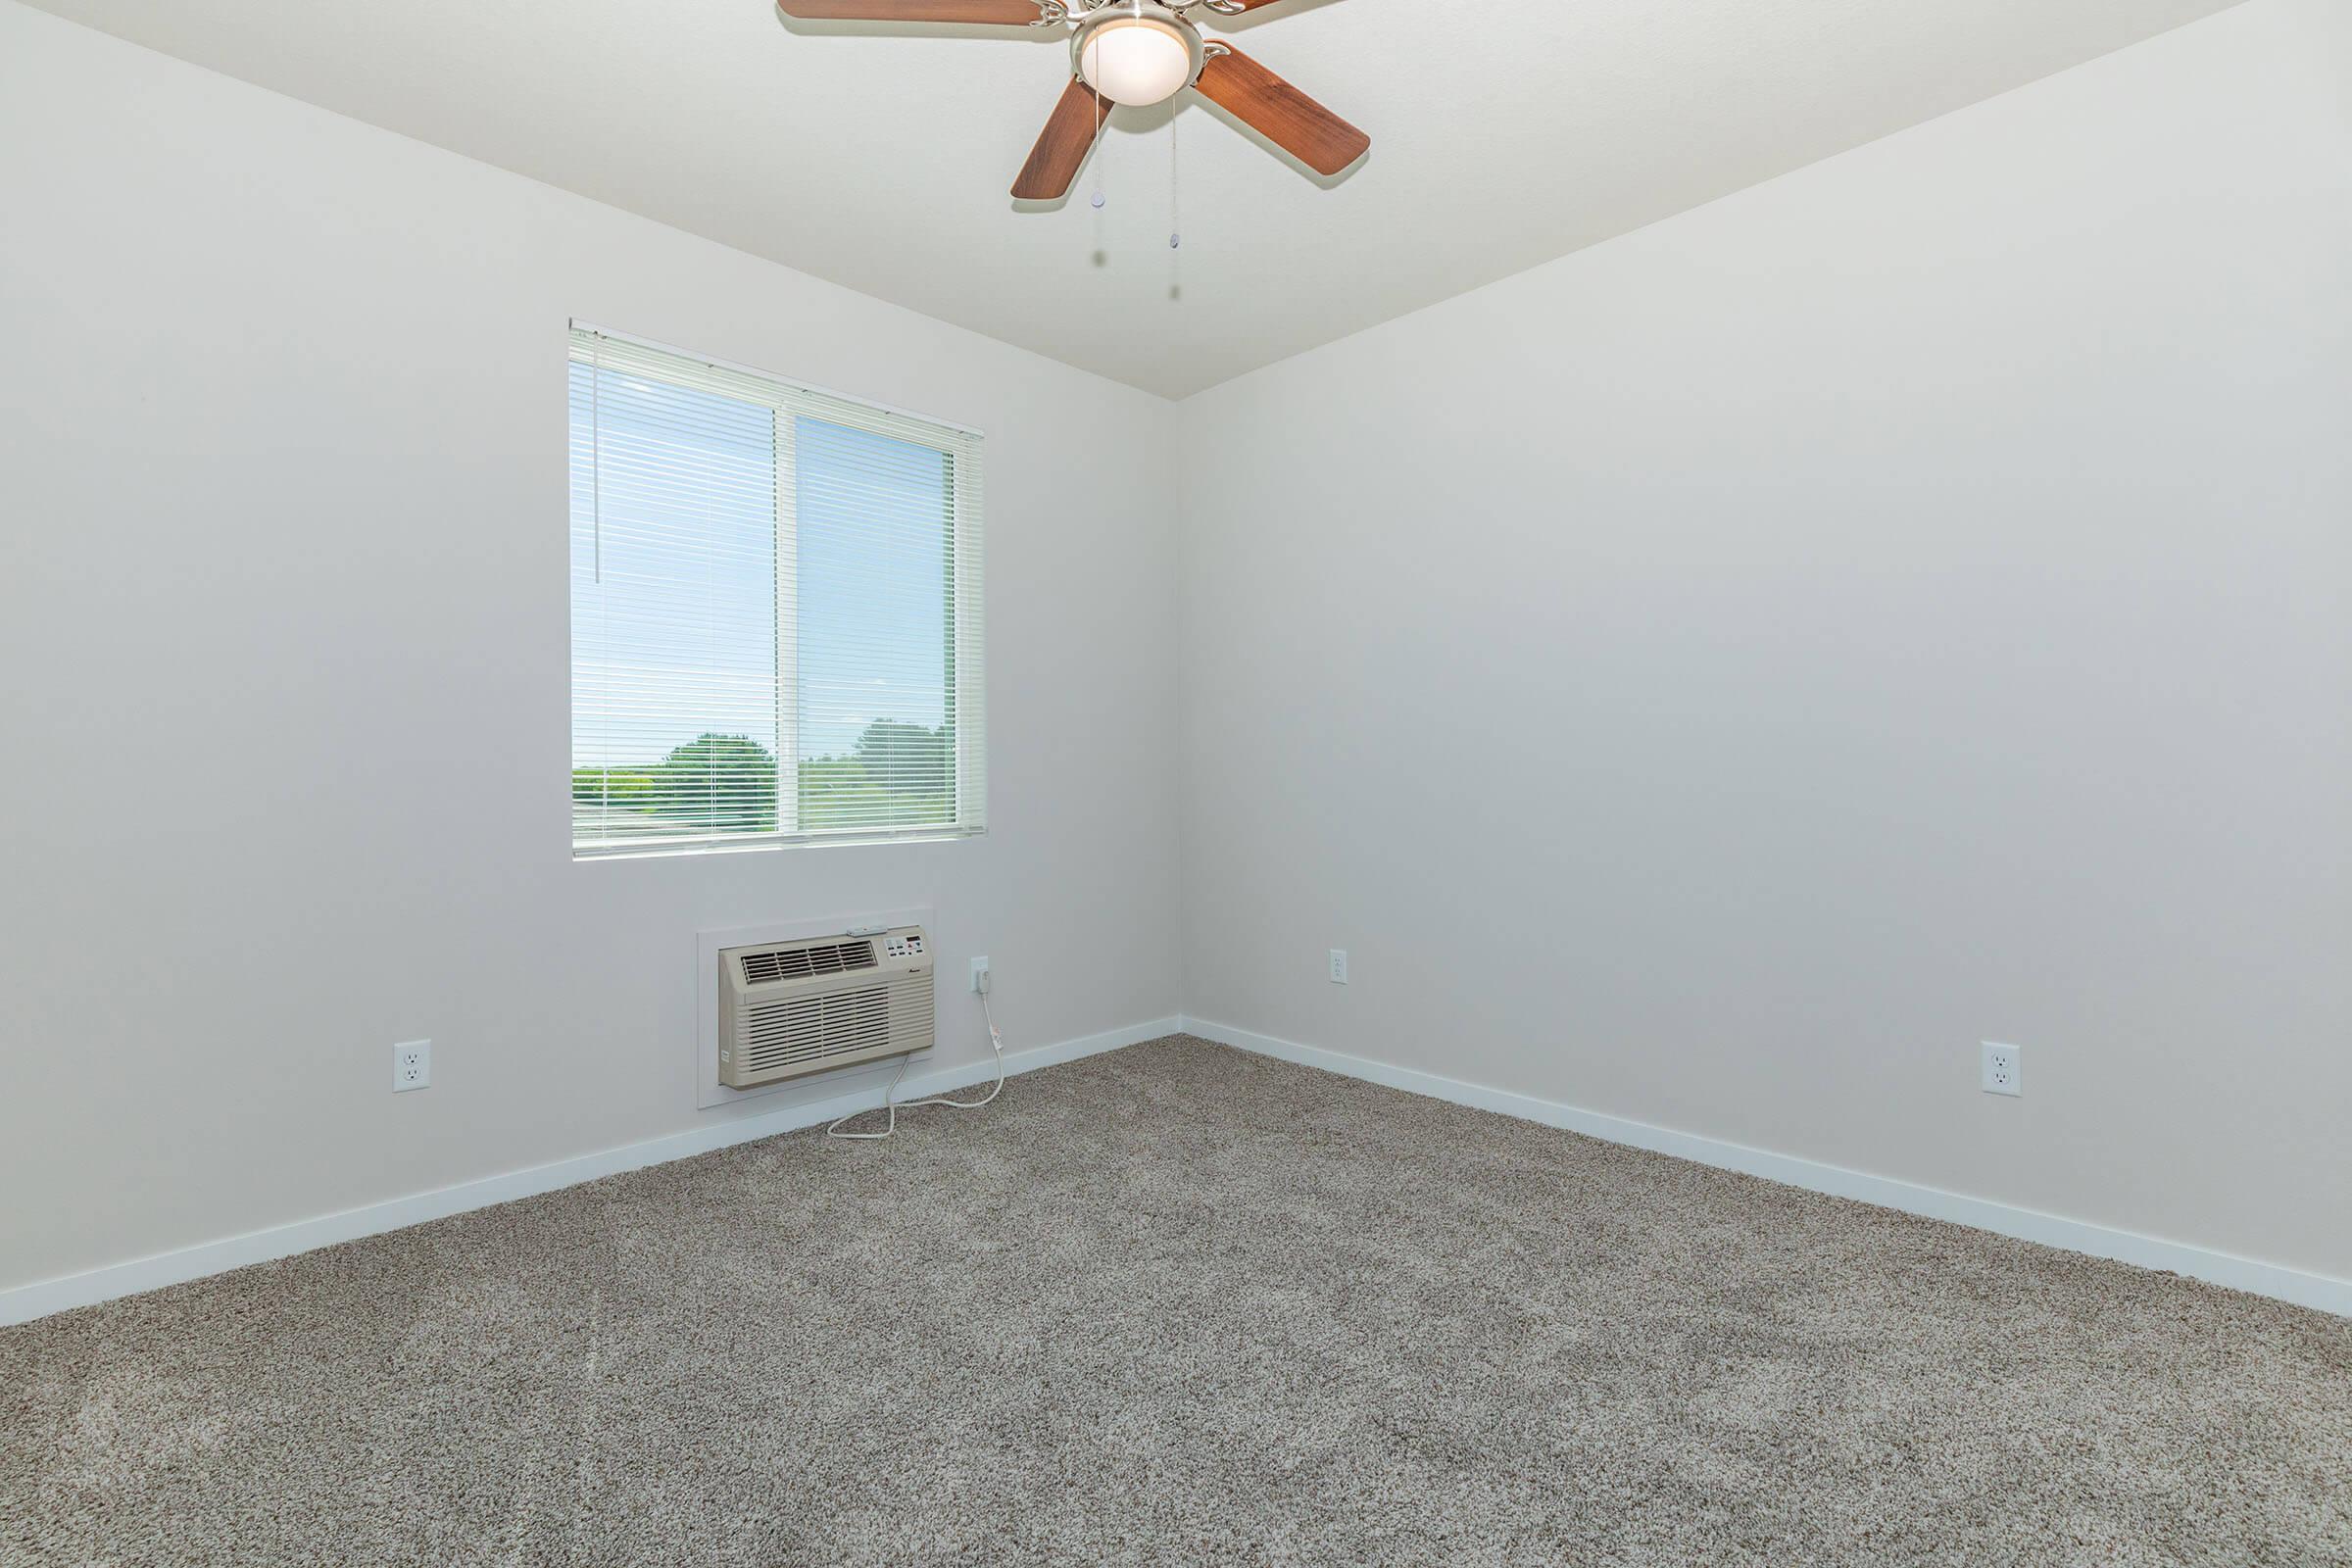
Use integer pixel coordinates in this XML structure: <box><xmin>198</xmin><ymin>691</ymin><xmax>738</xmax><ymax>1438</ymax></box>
<box><xmin>1177</xmin><ymin>0</ymin><xmax>2352</xmax><ymax>1282</ymax></box>
<box><xmin>0</xmin><ymin>3</ymin><xmax>1182</xmax><ymax>1294</ymax></box>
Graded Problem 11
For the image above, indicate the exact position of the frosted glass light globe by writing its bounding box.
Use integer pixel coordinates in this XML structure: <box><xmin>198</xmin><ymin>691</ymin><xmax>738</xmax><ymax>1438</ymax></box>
<box><xmin>1078</xmin><ymin>17</ymin><xmax>1195</xmax><ymax>107</ymax></box>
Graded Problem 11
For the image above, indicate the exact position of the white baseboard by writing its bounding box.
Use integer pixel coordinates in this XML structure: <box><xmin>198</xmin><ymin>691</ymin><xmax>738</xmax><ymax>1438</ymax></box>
<box><xmin>1179</xmin><ymin>1015</ymin><xmax>2351</xmax><ymax>1320</ymax></box>
<box><xmin>0</xmin><ymin>1015</ymin><xmax>1180</xmax><ymax>1329</ymax></box>
<box><xmin>18</xmin><ymin>1013</ymin><xmax>2341</xmax><ymax>1327</ymax></box>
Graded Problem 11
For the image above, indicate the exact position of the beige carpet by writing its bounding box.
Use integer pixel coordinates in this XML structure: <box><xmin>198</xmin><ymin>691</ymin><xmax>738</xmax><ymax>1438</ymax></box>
<box><xmin>3</xmin><ymin>1036</ymin><xmax>2347</xmax><ymax>1566</ymax></box>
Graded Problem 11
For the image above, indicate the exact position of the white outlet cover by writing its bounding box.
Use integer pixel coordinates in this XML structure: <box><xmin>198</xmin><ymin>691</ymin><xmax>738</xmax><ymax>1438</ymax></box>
<box><xmin>1329</xmin><ymin>949</ymin><xmax>1348</xmax><ymax>985</ymax></box>
<box><xmin>970</xmin><ymin>956</ymin><xmax>990</xmax><ymax>994</ymax></box>
<box><xmin>394</xmin><ymin>1039</ymin><xmax>431</xmax><ymax>1093</ymax></box>
<box><xmin>1981</xmin><ymin>1041</ymin><xmax>2022</xmax><ymax>1098</ymax></box>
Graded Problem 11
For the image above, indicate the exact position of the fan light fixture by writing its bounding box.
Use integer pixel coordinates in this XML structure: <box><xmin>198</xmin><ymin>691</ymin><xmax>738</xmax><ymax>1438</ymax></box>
<box><xmin>1076</xmin><ymin>7</ymin><xmax>1200</xmax><ymax>107</ymax></box>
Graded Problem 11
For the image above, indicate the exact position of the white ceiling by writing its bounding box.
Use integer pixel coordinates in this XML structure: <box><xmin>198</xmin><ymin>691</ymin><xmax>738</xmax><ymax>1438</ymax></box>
<box><xmin>24</xmin><ymin>0</ymin><xmax>2240</xmax><ymax>397</ymax></box>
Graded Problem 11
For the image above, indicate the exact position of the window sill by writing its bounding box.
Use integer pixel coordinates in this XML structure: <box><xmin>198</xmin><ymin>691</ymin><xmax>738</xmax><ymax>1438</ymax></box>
<box><xmin>573</xmin><ymin>826</ymin><xmax>984</xmax><ymax>862</ymax></box>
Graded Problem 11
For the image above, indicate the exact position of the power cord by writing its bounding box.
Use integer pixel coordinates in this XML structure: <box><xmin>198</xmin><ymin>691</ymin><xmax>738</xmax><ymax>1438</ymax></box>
<box><xmin>825</xmin><ymin>990</ymin><xmax>1005</xmax><ymax>1143</ymax></box>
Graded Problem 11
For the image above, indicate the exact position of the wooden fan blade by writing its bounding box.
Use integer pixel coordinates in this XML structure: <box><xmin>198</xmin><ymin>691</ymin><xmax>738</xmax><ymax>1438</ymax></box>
<box><xmin>1011</xmin><ymin>77</ymin><xmax>1112</xmax><ymax>200</ymax></box>
<box><xmin>777</xmin><ymin>0</ymin><xmax>1042</xmax><ymax>24</ymax></box>
<box><xmin>1192</xmin><ymin>45</ymin><xmax>1368</xmax><ymax>176</ymax></box>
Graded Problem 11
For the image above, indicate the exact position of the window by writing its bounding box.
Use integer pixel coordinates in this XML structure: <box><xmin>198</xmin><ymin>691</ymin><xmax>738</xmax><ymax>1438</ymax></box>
<box><xmin>568</xmin><ymin>325</ymin><xmax>985</xmax><ymax>857</ymax></box>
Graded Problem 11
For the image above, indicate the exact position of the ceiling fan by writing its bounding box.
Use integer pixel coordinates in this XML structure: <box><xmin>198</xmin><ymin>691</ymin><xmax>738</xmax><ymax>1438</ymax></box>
<box><xmin>774</xmin><ymin>0</ymin><xmax>1370</xmax><ymax>199</ymax></box>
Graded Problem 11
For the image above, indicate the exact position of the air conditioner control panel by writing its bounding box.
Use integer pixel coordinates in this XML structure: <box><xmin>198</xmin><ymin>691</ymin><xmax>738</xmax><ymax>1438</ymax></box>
<box><xmin>884</xmin><ymin>932</ymin><xmax>924</xmax><ymax>959</ymax></box>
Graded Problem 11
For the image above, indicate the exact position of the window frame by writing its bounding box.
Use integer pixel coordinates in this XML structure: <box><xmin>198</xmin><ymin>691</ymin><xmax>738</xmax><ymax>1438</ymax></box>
<box><xmin>568</xmin><ymin>321</ymin><xmax>986</xmax><ymax>860</ymax></box>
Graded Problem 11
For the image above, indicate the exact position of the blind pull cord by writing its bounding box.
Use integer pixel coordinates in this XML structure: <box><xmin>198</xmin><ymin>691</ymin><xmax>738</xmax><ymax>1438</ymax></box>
<box><xmin>591</xmin><ymin>333</ymin><xmax>604</xmax><ymax>585</ymax></box>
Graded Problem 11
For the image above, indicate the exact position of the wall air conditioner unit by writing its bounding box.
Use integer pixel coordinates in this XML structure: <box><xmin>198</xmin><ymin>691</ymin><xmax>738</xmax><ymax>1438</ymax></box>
<box><xmin>717</xmin><ymin>927</ymin><xmax>933</xmax><ymax>1089</ymax></box>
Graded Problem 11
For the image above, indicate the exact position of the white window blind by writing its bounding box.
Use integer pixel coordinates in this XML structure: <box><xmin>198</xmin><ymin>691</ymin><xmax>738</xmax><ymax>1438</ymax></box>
<box><xmin>568</xmin><ymin>324</ymin><xmax>985</xmax><ymax>857</ymax></box>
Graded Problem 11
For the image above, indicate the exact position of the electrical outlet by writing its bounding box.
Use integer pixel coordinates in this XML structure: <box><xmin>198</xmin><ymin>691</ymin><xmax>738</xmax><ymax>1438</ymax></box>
<box><xmin>970</xmin><ymin>956</ymin><xmax>991</xmax><ymax>995</ymax></box>
<box><xmin>1329</xmin><ymin>949</ymin><xmax>1348</xmax><ymax>985</ymax></box>
<box><xmin>1981</xmin><ymin>1041</ymin><xmax>2022</xmax><ymax>1098</ymax></box>
<box><xmin>393</xmin><ymin>1040</ymin><xmax>431</xmax><ymax>1093</ymax></box>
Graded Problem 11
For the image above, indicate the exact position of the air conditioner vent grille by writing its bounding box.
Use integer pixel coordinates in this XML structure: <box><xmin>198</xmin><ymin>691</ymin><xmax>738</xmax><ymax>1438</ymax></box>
<box><xmin>739</xmin><ymin>987</ymin><xmax>893</xmax><ymax>1071</ymax></box>
<box><xmin>740</xmin><ymin>940</ymin><xmax>877</xmax><ymax>985</ymax></box>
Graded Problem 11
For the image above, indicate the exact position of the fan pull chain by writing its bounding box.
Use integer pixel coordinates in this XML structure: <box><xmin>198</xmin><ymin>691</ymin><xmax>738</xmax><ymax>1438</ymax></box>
<box><xmin>1090</xmin><ymin>79</ymin><xmax>1106</xmax><ymax>212</ymax></box>
<box><xmin>1168</xmin><ymin>113</ymin><xmax>1182</xmax><ymax>298</ymax></box>
<box><xmin>1169</xmin><ymin>112</ymin><xmax>1181</xmax><ymax>251</ymax></box>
